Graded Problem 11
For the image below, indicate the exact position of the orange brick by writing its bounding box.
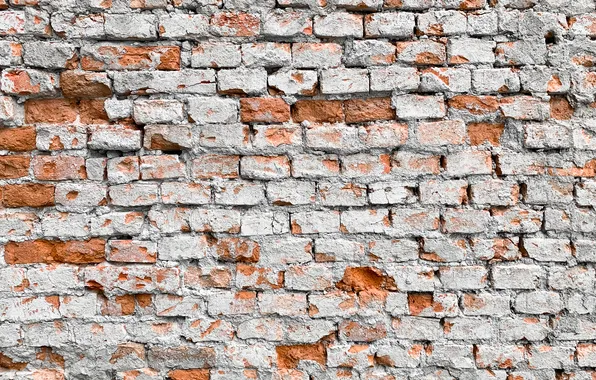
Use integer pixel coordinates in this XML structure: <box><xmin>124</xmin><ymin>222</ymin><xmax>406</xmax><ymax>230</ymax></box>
<box><xmin>168</xmin><ymin>369</ymin><xmax>210</xmax><ymax>380</ymax></box>
<box><xmin>60</xmin><ymin>71</ymin><xmax>112</xmax><ymax>98</ymax></box>
<box><xmin>2</xmin><ymin>183</ymin><xmax>55</xmax><ymax>208</ymax></box>
<box><xmin>292</xmin><ymin>100</ymin><xmax>344</xmax><ymax>123</ymax></box>
<box><xmin>344</xmin><ymin>98</ymin><xmax>395</xmax><ymax>124</ymax></box>
<box><xmin>0</xmin><ymin>156</ymin><xmax>30</xmax><ymax>179</ymax></box>
<box><xmin>240</xmin><ymin>98</ymin><xmax>291</xmax><ymax>123</ymax></box>
<box><xmin>467</xmin><ymin>122</ymin><xmax>504</xmax><ymax>146</ymax></box>
<box><xmin>0</xmin><ymin>127</ymin><xmax>36</xmax><ymax>152</ymax></box>
<box><xmin>4</xmin><ymin>239</ymin><xmax>105</xmax><ymax>264</ymax></box>
<box><xmin>25</xmin><ymin>99</ymin><xmax>78</xmax><ymax>124</ymax></box>
<box><xmin>80</xmin><ymin>99</ymin><xmax>109</xmax><ymax>124</ymax></box>
<box><xmin>448</xmin><ymin>95</ymin><xmax>500</xmax><ymax>116</ymax></box>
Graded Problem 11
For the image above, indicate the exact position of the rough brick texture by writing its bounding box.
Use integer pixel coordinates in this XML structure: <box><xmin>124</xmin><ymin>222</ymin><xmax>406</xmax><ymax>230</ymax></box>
<box><xmin>0</xmin><ymin>0</ymin><xmax>595</xmax><ymax>379</ymax></box>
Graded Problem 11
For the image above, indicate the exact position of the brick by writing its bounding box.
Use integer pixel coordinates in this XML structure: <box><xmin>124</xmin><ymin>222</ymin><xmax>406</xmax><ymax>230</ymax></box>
<box><xmin>345</xmin><ymin>40</ymin><xmax>396</xmax><ymax>66</ymax></box>
<box><xmin>396</xmin><ymin>40</ymin><xmax>446</xmax><ymax>65</ymax></box>
<box><xmin>81</xmin><ymin>44</ymin><xmax>180</xmax><ymax>71</ymax></box>
<box><xmin>344</xmin><ymin>97</ymin><xmax>395</xmax><ymax>123</ymax></box>
<box><xmin>60</xmin><ymin>70</ymin><xmax>111</xmax><ymax>98</ymax></box>
<box><xmin>88</xmin><ymin>125</ymin><xmax>142</xmax><ymax>151</ymax></box>
<box><xmin>292</xmin><ymin>100</ymin><xmax>344</xmax><ymax>123</ymax></box>
<box><xmin>418</xmin><ymin>10</ymin><xmax>467</xmax><ymax>36</ymax></box>
<box><xmin>447</xmin><ymin>38</ymin><xmax>496</xmax><ymax>64</ymax></box>
<box><xmin>105</xmin><ymin>14</ymin><xmax>157</xmax><ymax>39</ymax></box>
<box><xmin>416</xmin><ymin>120</ymin><xmax>466</xmax><ymax>146</ymax></box>
<box><xmin>440</xmin><ymin>266</ymin><xmax>488</xmax><ymax>290</ymax></box>
<box><xmin>133</xmin><ymin>99</ymin><xmax>184</xmax><ymax>124</ymax></box>
<box><xmin>109</xmin><ymin>183</ymin><xmax>159</xmax><ymax>206</ymax></box>
<box><xmin>467</xmin><ymin>122</ymin><xmax>504</xmax><ymax>146</ymax></box>
<box><xmin>420</xmin><ymin>67</ymin><xmax>471</xmax><ymax>93</ymax></box>
<box><xmin>420</xmin><ymin>179</ymin><xmax>467</xmax><ymax>205</ymax></box>
<box><xmin>23</xmin><ymin>41</ymin><xmax>77</xmax><ymax>69</ymax></box>
<box><xmin>472</xmin><ymin>68</ymin><xmax>520</xmax><ymax>94</ymax></box>
<box><xmin>85</xmin><ymin>264</ymin><xmax>180</xmax><ymax>294</ymax></box>
<box><xmin>448</xmin><ymin>95</ymin><xmax>501</xmax><ymax>122</ymax></box>
<box><xmin>240</xmin><ymin>98</ymin><xmax>290</xmax><ymax>123</ymax></box>
<box><xmin>218</xmin><ymin>67</ymin><xmax>267</xmax><ymax>95</ymax></box>
<box><xmin>140</xmin><ymin>155</ymin><xmax>185</xmax><ymax>180</ymax></box>
<box><xmin>314</xmin><ymin>12</ymin><xmax>363</xmax><ymax>38</ymax></box>
<box><xmin>370</xmin><ymin>66</ymin><xmax>420</xmax><ymax>92</ymax></box>
<box><xmin>442</xmin><ymin>209</ymin><xmax>491</xmax><ymax>234</ymax></box>
<box><xmin>393</xmin><ymin>95</ymin><xmax>446</xmax><ymax>119</ymax></box>
<box><xmin>32</xmin><ymin>155</ymin><xmax>86</xmax><ymax>180</ymax></box>
<box><xmin>25</xmin><ymin>98</ymin><xmax>78</xmax><ymax>124</ymax></box>
<box><xmin>263</xmin><ymin>10</ymin><xmax>312</xmax><ymax>38</ymax></box>
<box><xmin>268</xmin><ymin>69</ymin><xmax>318</xmax><ymax>96</ymax></box>
<box><xmin>113</xmin><ymin>70</ymin><xmax>216</xmax><ymax>95</ymax></box>
<box><xmin>496</xmin><ymin>39</ymin><xmax>547</xmax><ymax>66</ymax></box>
<box><xmin>240</xmin><ymin>156</ymin><xmax>291</xmax><ymax>179</ymax></box>
<box><xmin>291</xmin><ymin>210</ymin><xmax>340</xmax><ymax>234</ymax></box>
<box><xmin>1</xmin><ymin>68</ymin><xmax>59</xmax><ymax>96</ymax></box>
<box><xmin>523</xmin><ymin>238</ymin><xmax>573</xmax><ymax>262</ymax></box>
<box><xmin>144</xmin><ymin>125</ymin><xmax>192</xmax><ymax>151</ymax></box>
<box><xmin>444</xmin><ymin>151</ymin><xmax>492</xmax><ymax>177</ymax></box>
<box><xmin>4</xmin><ymin>239</ymin><xmax>105</xmax><ymax>264</ymax></box>
<box><xmin>215</xmin><ymin>180</ymin><xmax>265</xmax><ymax>205</ymax></box>
<box><xmin>0</xmin><ymin>41</ymin><xmax>22</xmax><ymax>66</ymax></box>
<box><xmin>342</xmin><ymin>153</ymin><xmax>392</xmax><ymax>177</ymax></box>
<box><xmin>108</xmin><ymin>240</ymin><xmax>157</xmax><ymax>263</ymax></box>
<box><xmin>210</xmin><ymin>12</ymin><xmax>260</xmax><ymax>37</ymax></box>
<box><xmin>0</xmin><ymin>155</ymin><xmax>29</xmax><ymax>179</ymax></box>
<box><xmin>365</xmin><ymin>12</ymin><xmax>415</xmax><ymax>38</ymax></box>
<box><xmin>0</xmin><ymin>96</ymin><xmax>17</xmax><ymax>123</ymax></box>
<box><xmin>292</xmin><ymin>43</ymin><xmax>343</xmax><ymax>68</ymax></box>
<box><xmin>515</xmin><ymin>291</ymin><xmax>564</xmax><ymax>314</ymax></box>
<box><xmin>500</xmin><ymin>96</ymin><xmax>550</xmax><ymax>120</ymax></box>
<box><xmin>0</xmin><ymin>127</ymin><xmax>33</xmax><ymax>152</ymax></box>
<box><xmin>320</xmin><ymin>68</ymin><xmax>369</xmax><ymax>94</ymax></box>
<box><xmin>242</xmin><ymin>42</ymin><xmax>291</xmax><ymax>67</ymax></box>
<box><xmin>158</xmin><ymin>14</ymin><xmax>209</xmax><ymax>38</ymax></box>
<box><xmin>191</xmin><ymin>42</ymin><xmax>241</xmax><ymax>68</ymax></box>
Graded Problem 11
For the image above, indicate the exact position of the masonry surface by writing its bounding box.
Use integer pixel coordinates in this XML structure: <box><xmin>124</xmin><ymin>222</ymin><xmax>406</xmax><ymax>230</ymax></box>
<box><xmin>1</xmin><ymin>0</ymin><xmax>596</xmax><ymax>379</ymax></box>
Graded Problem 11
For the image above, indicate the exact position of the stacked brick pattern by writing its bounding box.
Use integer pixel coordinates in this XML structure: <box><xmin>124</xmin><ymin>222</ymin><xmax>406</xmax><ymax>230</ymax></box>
<box><xmin>2</xmin><ymin>0</ymin><xmax>596</xmax><ymax>378</ymax></box>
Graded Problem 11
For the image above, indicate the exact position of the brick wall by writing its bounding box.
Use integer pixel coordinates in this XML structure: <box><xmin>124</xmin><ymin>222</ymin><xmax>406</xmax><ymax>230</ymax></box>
<box><xmin>1</xmin><ymin>0</ymin><xmax>596</xmax><ymax>379</ymax></box>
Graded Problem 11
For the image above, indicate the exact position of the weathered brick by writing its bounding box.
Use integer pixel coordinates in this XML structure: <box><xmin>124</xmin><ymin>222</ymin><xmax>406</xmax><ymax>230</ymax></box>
<box><xmin>314</xmin><ymin>12</ymin><xmax>363</xmax><ymax>38</ymax></box>
<box><xmin>81</xmin><ymin>44</ymin><xmax>180</xmax><ymax>71</ymax></box>
<box><xmin>292</xmin><ymin>43</ymin><xmax>343</xmax><ymax>68</ymax></box>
